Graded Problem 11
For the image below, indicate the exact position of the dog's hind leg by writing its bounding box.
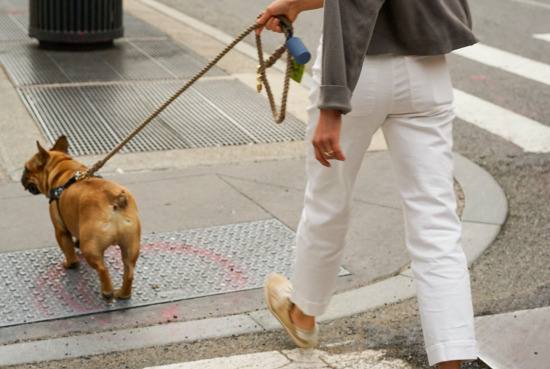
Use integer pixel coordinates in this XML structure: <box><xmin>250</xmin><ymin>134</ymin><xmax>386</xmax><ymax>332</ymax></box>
<box><xmin>115</xmin><ymin>235</ymin><xmax>140</xmax><ymax>299</ymax></box>
<box><xmin>55</xmin><ymin>229</ymin><xmax>80</xmax><ymax>269</ymax></box>
<box><xmin>80</xmin><ymin>242</ymin><xmax>115</xmax><ymax>301</ymax></box>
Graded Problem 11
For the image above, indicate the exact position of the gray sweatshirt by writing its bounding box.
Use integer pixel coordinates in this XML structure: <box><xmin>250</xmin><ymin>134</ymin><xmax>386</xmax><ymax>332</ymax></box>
<box><xmin>319</xmin><ymin>0</ymin><xmax>478</xmax><ymax>114</ymax></box>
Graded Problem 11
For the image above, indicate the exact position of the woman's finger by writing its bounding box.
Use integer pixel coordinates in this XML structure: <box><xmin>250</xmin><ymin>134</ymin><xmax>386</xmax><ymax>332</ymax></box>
<box><xmin>256</xmin><ymin>11</ymin><xmax>272</xmax><ymax>34</ymax></box>
<box><xmin>266</xmin><ymin>17</ymin><xmax>282</xmax><ymax>32</ymax></box>
<box><xmin>314</xmin><ymin>145</ymin><xmax>331</xmax><ymax>167</ymax></box>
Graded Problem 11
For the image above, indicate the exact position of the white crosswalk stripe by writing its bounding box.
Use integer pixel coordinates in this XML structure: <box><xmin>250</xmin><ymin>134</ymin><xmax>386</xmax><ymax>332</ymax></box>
<box><xmin>452</xmin><ymin>43</ymin><xmax>550</xmax><ymax>87</ymax></box>
<box><xmin>533</xmin><ymin>33</ymin><xmax>550</xmax><ymax>42</ymax></box>
<box><xmin>454</xmin><ymin>89</ymin><xmax>550</xmax><ymax>153</ymax></box>
<box><xmin>452</xmin><ymin>42</ymin><xmax>550</xmax><ymax>153</ymax></box>
<box><xmin>144</xmin><ymin>348</ymin><xmax>413</xmax><ymax>369</ymax></box>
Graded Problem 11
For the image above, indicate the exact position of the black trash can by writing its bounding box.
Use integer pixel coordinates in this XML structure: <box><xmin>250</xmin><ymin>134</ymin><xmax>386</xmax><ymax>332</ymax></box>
<box><xmin>29</xmin><ymin>0</ymin><xmax>123</xmax><ymax>44</ymax></box>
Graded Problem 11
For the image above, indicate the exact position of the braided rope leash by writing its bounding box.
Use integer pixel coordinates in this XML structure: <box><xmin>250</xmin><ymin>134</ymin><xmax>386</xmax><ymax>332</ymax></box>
<box><xmin>78</xmin><ymin>15</ymin><xmax>297</xmax><ymax>181</ymax></box>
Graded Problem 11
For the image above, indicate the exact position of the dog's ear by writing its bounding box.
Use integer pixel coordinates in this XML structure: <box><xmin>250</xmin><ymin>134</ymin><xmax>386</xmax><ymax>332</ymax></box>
<box><xmin>52</xmin><ymin>136</ymin><xmax>69</xmax><ymax>153</ymax></box>
<box><xmin>36</xmin><ymin>141</ymin><xmax>49</xmax><ymax>166</ymax></box>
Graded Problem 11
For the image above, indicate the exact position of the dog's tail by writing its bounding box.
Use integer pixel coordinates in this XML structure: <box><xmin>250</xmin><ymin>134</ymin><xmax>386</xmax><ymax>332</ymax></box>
<box><xmin>113</xmin><ymin>190</ymin><xmax>128</xmax><ymax>211</ymax></box>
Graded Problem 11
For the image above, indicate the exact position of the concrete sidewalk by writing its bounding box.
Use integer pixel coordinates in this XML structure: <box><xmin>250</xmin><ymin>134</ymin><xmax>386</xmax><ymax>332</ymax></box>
<box><xmin>0</xmin><ymin>0</ymin><xmax>519</xmax><ymax>367</ymax></box>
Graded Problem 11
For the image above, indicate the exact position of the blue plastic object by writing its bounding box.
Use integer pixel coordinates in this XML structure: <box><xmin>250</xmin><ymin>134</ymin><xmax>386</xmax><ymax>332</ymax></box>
<box><xmin>286</xmin><ymin>36</ymin><xmax>311</xmax><ymax>65</ymax></box>
<box><xmin>275</xmin><ymin>16</ymin><xmax>311</xmax><ymax>65</ymax></box>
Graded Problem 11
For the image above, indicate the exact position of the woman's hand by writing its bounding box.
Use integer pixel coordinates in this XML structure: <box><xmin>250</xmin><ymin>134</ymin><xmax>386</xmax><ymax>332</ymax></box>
<box><xmin>312</xmin><ymin>109</ymin><xmax>346</xmax><ymax>167</ymax></box>
<box><xmin>256</xmin><ymin>0</ymin><xmax>323</xmax><ymax>34</ymax></box>
<box><xmin>256</xmin><ymin>0</ymin><xmax>298</xmax><ymax>34</ymax></box>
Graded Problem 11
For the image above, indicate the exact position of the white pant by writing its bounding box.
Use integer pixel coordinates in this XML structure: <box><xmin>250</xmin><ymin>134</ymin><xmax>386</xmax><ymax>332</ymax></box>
<box><xmin>290</xmin><ymin>47</ymin><xmax>477</xmax><ymax>366</ymax></box>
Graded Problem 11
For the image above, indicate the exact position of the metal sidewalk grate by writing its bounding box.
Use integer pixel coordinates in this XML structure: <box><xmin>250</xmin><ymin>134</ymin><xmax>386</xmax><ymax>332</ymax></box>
<box><xmin>0</xmin><ymin>219</ymin><xmax>349</xmax><ymax>327</ymax></box>
<box><xmin>0</xmin><ymin>3</ymin><xmax>305</xmax><ymax>155</ymax></box>
<box><xmin>19</xmin><ymin>79</ymin><xmax>305</xmax><ymax>156</ymax></box>
<box><xmin>0</xmin><ymin>38</ymin><xmax>228</xmax><ymax>86</ymax></box>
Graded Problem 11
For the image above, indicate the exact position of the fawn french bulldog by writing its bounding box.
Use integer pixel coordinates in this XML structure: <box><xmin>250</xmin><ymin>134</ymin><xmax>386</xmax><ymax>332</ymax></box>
<box><xmin>21</xmin><ymin>136</ymin><xmax>141</xmax><ymax>301</ymax></box>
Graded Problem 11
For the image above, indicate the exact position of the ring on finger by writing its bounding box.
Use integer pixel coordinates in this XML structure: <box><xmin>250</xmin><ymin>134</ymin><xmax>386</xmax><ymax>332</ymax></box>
<box><xmin>324</xmin><ymin>151</ymin><xmax>334</xmax><ymax>158</ymax></box>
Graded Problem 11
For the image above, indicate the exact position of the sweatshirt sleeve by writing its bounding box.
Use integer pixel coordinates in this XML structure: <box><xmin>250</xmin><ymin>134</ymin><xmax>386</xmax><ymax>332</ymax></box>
<box><xmin>319</xmin><ymin>0</ymin><xmax>385</xmax><ymax>114</ymax></box>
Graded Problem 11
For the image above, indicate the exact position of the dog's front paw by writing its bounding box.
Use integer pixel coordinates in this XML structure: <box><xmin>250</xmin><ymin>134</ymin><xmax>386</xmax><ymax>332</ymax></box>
<box><xmin>63</xmin><ymin>259</ymin><xmax>80</xmax><ymax>269</ymax></box>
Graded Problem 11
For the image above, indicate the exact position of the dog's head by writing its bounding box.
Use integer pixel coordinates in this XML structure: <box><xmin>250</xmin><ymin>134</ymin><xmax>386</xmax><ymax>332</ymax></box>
<box><xmin>21</xmin><ymin>136</ymin><xmax>70</xmax><ymax>196</ymax></box>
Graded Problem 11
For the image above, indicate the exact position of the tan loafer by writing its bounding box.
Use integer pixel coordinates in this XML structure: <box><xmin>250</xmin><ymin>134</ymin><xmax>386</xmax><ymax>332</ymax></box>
<box><xmin>264</xmin><ymin>273</ymin><xmax>318</xmax><ymax>348</ymax></box>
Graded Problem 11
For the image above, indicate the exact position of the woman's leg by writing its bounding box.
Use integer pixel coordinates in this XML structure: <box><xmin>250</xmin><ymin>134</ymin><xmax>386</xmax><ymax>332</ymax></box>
<box><xmin>291</xmin><ymin>51</ymin><xmax>392</xmax><ymax>317</ymax></box>
<box><xmin>382</xmin><ymin>55</ymin><xmax>476</xmax><ymax>366</ymax></box>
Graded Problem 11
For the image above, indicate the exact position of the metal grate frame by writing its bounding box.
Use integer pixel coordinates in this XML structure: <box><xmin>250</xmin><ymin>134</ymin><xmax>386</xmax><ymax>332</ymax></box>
<box><xmin>19</xmin><ymin>79</ymin><xmax>305</xmax><ymax>156</ymax></box>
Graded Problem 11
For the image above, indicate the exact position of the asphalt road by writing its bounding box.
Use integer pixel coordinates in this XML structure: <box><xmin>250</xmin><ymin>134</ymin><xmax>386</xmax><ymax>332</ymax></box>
<box><xmin>4</xmin><ymin>0</ymin><xmax>549</xmax><ymax>368</ymax></box>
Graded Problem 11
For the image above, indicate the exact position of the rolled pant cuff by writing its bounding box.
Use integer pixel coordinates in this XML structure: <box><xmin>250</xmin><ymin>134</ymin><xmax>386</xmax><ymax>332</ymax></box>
<box><xmin>426</xmin><ymin>340</ymin><xmax>477</xmax><ymax>367</ymax></box>
<box><xmin>290</xmin><ymin>293</ymin><xmax>329</xmax><ymax>317</ymax></box>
